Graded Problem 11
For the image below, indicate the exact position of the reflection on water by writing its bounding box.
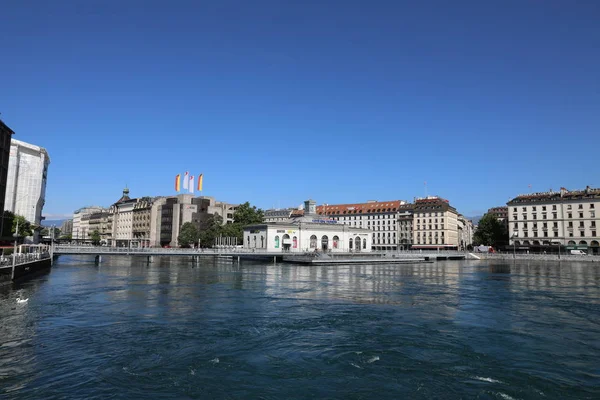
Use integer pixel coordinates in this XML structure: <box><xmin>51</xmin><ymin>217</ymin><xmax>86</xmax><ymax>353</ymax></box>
<box><xmin>1</xmin><ymin>255</ymin><xmax>599</xmax><ymax>399</ymax></box>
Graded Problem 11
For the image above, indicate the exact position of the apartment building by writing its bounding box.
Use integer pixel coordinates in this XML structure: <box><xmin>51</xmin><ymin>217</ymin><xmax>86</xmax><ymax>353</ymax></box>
<box><xmin>316</xmin><ymin>200</ymin><xmax>408</xmax><ymax>251</ymax></box>
<box><xmin>507</xmin><ymin>186</ymin><xmax>599</xmax><ymax>254</ymax></box>
<box><xmin>133</xmin><ymin>197</ymin><xmax>153</xmax><ymax>247</ymax></box>
<box><xmin>84</xmin><ymin>211</ymin><xmax>113</xmax><ymax>244</ymax></box>
<box><xmin>412</xmin><ymin>196</ymin><xmax>459</xmax><ymax>249</ymax></box>
<box><xmin>72</xmin><ymin>206</ymin><xmax>105</xmax><ymax>242</ymax></box>
<box><xmin>457</xmin><ymin>214</ymin><xmax>474</xmax><ymax>251</ymax></box>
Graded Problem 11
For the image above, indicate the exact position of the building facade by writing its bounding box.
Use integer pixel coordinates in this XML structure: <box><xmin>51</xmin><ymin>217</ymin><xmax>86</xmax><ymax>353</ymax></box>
<box><xmin>412</xmin><ymin>197</ymin><xmax>459</xmax><ymax>249</ymax></box>
<box><xmin>72</xmin><ymin>206</ymin><xmax>105</xmax><ymax>243</ymax></box>
<box><xmin>60</xmin><ymin>219</ymin><xmax>73</xmax><ymax>237</ymax></box>
<box><xmin>0</xmin><ymin>119</ymin><xmax>15</xmax><ymax>223</ymax></box>
<box><xmin>316</xmin><ymin>200</ymin><xmax>409</xmax><ymax>251</ymax></box>
<box><xmin>457</xmin><ymin>214</ymin><xmax>474</xmax><ymax>251</ymax></box>
<box><xmin>5</xmin><ymin>138</ymin><xmax>50</xmax><ymax>242</ymax></box>
<box><xmin>148</xmin><ymin>195</ymin><xmax>238</xmax><ymax>247</ymax></box>
<box><xmin>507</xmin><ymin>187</ymin><xmax>600</xmax><ymax>254</ymax></box>
<box><xmin>245</xmin><ymin>200</ymin><xmax>372</xmax><ymax>252</ymax></box>
<box><xmin>133</xmin><ymin>197</ymin><xmax>153</xmax><ymax>247</ymax></box>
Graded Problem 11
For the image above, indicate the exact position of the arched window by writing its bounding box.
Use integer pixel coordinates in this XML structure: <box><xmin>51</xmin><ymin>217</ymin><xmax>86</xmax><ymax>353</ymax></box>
<box><xmin>332</xmin><ymin>235</ymin><xmax>339</xmax><ymax>249</ymax></box>
<box><xmin>293</xmin><ymin>236</ymin><xmax>298</xmax><ymax>248</ymax></box>
<box><xmin>354</xmin><ymin>237</ymin><xmax>361</xmax><ymax>251</ymax></box>
<box><xmin>275</xmin><ymin>235</ymin><xmax>280</xmax><ymax>248</ymax></box>
<box><xmin>321</xmin><ymin>235</ymin><xmax>329</xmax><ymax>250</ymax></box>
<box><xmin>568</xmin><ymin>240</ymin><xmax>576</xmax><ymax>246</ymax></box>
<box><xmin>349</xmin><ymin>238</ymin><xmax>353</xmax><ymax>249</ymax></box>
<box><xmin>579</xmin><ymin>240</ymin><xmax>587</xmax><ymax>246</ymax></box>
<box><xmin>310</xmin><ymin>235</ymin><xmax>317</xmax><ymax>248</ymax></box>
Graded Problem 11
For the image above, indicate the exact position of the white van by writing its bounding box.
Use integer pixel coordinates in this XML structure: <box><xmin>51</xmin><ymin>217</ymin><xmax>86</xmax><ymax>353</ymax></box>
<box><xmin>570</xmin><ymin>250</ymin><xmax>587</xmax><ymax>255</ymax></box>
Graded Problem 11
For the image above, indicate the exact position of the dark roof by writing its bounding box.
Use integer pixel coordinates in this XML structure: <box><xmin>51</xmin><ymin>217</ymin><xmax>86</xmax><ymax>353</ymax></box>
<box><xmin>508</xmin><ymin>186</ymin><xmax>600</xmax><ymax>204</ymax></box>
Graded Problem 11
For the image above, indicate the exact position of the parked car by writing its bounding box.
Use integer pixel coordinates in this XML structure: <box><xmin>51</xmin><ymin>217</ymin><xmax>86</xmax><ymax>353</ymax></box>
<box><xmin>570</xmin><ymin>249</ymin><xmax>587</xmax><ymax>255</ymax></box>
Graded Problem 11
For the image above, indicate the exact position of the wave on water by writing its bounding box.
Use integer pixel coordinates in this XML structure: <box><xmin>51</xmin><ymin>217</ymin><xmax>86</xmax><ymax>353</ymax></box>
<box><xmin>472</xmin><ymin>376</ymin><xmax>502</xmax><ymax>383</ymax></box>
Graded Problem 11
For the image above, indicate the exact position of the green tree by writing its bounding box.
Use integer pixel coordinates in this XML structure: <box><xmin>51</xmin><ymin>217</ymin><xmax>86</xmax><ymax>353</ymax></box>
<box><xmin>1</xmin><ymin>211</ymin><xmax>16</xmax><ymax>238</ymax></box>
<box><xmin>233</xmin><ymin>202</ymin><xmax>264</xmax><ymax>225</ymax></box>
<box><xmin>473</xmin><ymin>213</ymin><xmax>508</xmax><ymax>248</ymax></box>
<box><xmin>178</xmin><ymin>222</ymin><xmax>200</xmax><ymax>248</ymax></box>
<box><xmin>12</xmin><ymin>215</ymin><xmax>33</xmax><ymax>238</ymax></box>
<box><xmin>91</xmin><ymin>229</ymin><xmax>101</xmax><ymax>246</ymax></box>
<box><xmin>198</xmin><ymin>214</ymin><xmax>223</xmax><ymax>248</ymax></box>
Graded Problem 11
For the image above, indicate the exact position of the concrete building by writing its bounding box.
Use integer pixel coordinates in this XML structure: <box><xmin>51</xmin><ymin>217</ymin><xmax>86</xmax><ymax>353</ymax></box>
<box><xmin>5</xmin><ymin>138</ymin><xmax>50</xmax><ymax>242</ymax></box>
<box><xmin>507</xmin><ymin>186</ymin><xmax>600</xmax><ymax>254</ymax></box>
<box><xmin>316</xmin><ymin>200</ymin><xmax>410</xmax><ymax>251</ymax></box>
<box><xmin>0</xmin><ymin>119</ymin><xmax>15</xmax><ymax>224</ymax></box>
<box><xmin>244</xmin><ymin>199</ymin><xmax>373</xmax><ymax>252</ymax></box>
<box><xmin>72</xmin><ymin>206</ymin><xmax>105</xmax><ymax>243</ymax></box>
<box><xmin>412</xmin><ymin>196</ymin><xmax>459</xmax><ymax>250</ymax></box>
<box><xmin>149</xmin><ymin>195</ymin><xmax>238</xmax><ymax>247</ymax></box>
<box><xmin>60</xmin><ymin>219</ymin><xmax>73</xmax><ymax>237</ymax></box>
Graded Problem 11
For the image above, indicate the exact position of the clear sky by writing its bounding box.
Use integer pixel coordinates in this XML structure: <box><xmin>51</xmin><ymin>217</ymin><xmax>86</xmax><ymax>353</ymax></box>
<box><xmin>1</xmin><ymin>0</ymin><xmax>599</xmax><ymax>219</ymax></box>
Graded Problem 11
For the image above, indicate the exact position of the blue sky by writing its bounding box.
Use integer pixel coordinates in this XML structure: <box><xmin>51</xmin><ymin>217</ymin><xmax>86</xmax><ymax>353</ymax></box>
<box><xmin>1</xmin><ymin>0</ymin><xmax>599</xmax><ymax>219</ymax></box>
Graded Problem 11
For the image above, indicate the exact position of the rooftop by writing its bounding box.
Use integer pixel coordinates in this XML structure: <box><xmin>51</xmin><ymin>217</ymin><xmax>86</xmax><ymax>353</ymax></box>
<box><xmin>508</xmin><ymin>186</ymin><xmax>600</xmax><ymax>204</ymax></box>
<box><xmin>317</xmin><ymin>200</ymin><xmax>408</xmax><ymax>215</ymax></box>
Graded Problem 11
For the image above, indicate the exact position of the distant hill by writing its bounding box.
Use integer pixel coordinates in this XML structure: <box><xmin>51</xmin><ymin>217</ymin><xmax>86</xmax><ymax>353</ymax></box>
<box><xmin>41</xmin><ymin>219</ymin><xmax>66</xmax><ymax>227</ymax></box>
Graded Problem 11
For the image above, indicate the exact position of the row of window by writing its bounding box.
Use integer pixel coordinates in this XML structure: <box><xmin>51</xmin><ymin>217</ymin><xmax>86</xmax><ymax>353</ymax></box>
<box><xmin>514</xmin><ymin>204</ymin><xmax>595</xmax><ymax>212</ymax></box>
<box><xmin>416</xmin><ymin>238</ymin><xmax>445</xmax><ymax>245</ymax></box>
<box><xmin>514</xmin><ymin>211</ymin><xmax>597</xmax><ymax>220</ymax></box>
<box><xmin>416</xmin><ymin>218</ymin><xmax>444</xmax><ymax>224</ymax></box>
<box><xmin>517</xmin><ymin>221</ymin><xmax>596</xmax><ymax>229</ymax></box>
<box><xmin>519</xmin><ymin>230</ymin><xmax>597</xmax><ymax>238</ymax></box>
<box><xmin>416</xmin><ymin>225</ymin><xmax>445</xmax><ymax>230</ymax></box>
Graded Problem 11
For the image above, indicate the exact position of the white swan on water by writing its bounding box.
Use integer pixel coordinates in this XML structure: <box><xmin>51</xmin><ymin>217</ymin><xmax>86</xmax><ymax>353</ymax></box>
<box><xmin>16</xmin><ymin>298</ymin><xmax>28</xmax><ymax>304</ymax></box>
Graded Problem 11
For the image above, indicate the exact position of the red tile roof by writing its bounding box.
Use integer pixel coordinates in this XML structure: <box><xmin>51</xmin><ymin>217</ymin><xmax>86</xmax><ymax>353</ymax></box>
<box><xmin>317</xmin><ymin>200</ymin><xmax>407</xmax><ymax>215</ymax></box>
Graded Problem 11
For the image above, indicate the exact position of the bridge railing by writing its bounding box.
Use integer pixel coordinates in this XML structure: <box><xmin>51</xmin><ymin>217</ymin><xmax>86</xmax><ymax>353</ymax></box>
<box><xmin>0</xmin><ymin>252</ymin><xmax>51</xmax><ymax>268</ymax></box>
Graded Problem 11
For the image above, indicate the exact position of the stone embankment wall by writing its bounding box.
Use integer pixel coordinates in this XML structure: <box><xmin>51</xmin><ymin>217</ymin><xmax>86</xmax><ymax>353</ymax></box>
<box><xmin>474</xmin><ymin>253</ymin><xmax>600</xmax><ymax>263</ymax></box>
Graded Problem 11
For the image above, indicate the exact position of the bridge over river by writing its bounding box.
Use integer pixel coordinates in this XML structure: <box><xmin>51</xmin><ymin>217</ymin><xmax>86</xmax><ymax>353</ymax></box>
<box><xmin>54</xmin><ymin>246</ymin><xmax>466</xmax><ymax>264</ymax></box>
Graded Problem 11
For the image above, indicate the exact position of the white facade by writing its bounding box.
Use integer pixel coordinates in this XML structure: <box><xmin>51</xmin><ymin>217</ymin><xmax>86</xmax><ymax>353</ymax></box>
<box><xmin>244</xmin><ymin>222</ymin><xmax>372</xmax><ymax>253</ymax></box>
<box><xmin>508</xmin><ymin>187</ymin><xmax>599</xmax><ymax>254</ymax></box>
<box><xmin>5</xmin><ymin>139</ymin><xmax>50</xmax><ymax>241</ymax></box>
<box><xmin>72</xmin><ymin>206</ymin><xmax>104</xmax><ymax>242</ymax></box>
<box><xmin>246</xmin><ymin>199</ymin><xmax>372</xmax><ymax>252</ymax></box>
<box><xmin>317</xmin><ymin>200</ymin><xmax>410</xmax><ymax>251</ymax></box>
<box><xmin>112</xmin><ymin>200</ymin><xmax>136</xmax><ymax>246</ymax></box>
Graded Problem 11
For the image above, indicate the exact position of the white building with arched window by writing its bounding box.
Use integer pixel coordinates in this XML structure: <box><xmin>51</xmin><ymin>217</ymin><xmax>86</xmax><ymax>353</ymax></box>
<box><xmin>243</xmin><ymin>199</ymin><xmax>372</xmax><ymax>253</ymax></box>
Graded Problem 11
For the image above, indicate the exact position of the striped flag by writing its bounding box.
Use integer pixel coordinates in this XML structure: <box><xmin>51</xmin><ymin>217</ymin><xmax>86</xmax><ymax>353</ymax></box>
<box><xmin>189</xmin><ymin>175</ymin><xmax>195</xmax><ymax>194</ymax></box>
<box><xmin>183</xmin><ymin>171</ymin><xmax>189</xmax><ymax>190</ymax></box>
<box><xmin>197</xmin><ymin>174</ymin><xmax>203</xmax><ymax>191</ymax></box>
<box><xmin>175</xmin><ymin>174</ymin><xmax>181</xmax><ymax>192</ymax></box>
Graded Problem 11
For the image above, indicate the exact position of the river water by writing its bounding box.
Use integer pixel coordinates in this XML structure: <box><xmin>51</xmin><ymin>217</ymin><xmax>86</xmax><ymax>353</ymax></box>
<box><xmin>1</xmin><ymin>256</ymin><xmax>599</xmax><ymax>399</ymax></box>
